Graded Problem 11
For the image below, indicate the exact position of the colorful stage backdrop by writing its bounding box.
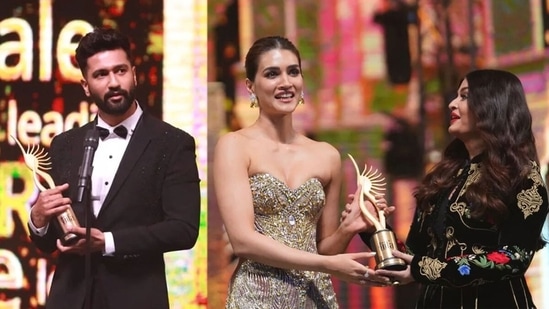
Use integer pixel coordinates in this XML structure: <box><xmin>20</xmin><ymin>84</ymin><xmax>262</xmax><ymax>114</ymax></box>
<box><xmin>208</xmin><ymin>0</ymin><xmax>549</xmax><ymax>308</ymax></box>
<box><xmin>0</xmin><ymin>1</ymin><xmax>207</xmax><ymax>308</ymax></box>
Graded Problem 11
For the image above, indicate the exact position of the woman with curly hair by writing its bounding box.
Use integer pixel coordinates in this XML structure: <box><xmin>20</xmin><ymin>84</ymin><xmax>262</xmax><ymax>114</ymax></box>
<box><xmin>374</xmin><ymin>69</ymin><xmax>549</xmax><ymax>308</ymax></box>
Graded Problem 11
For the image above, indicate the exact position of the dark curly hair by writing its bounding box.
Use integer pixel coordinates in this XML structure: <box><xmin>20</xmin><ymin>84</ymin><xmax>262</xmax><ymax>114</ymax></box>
<box><xmin>415</xmin><ymin>69</ymin><xmax>539</xmax><ymax>225</ymax></box>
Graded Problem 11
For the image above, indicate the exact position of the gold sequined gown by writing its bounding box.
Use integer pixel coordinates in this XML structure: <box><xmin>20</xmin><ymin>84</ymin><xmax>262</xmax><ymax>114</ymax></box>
<box><xmin>225</xmin><ymin>173</ymin><xmax>338</xmax><ymax>309</ymax></box>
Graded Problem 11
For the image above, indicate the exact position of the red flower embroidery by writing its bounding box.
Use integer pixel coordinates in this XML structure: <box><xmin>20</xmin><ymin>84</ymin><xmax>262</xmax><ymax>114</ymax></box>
<box><xmin>487</xmin><ymin>252</ymin><xmax>510</xmax><ymax>264</ymax></box>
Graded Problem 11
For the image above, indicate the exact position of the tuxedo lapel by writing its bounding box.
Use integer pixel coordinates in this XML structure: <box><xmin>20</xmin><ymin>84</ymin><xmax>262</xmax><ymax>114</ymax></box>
<box><xmin>97</xmin><ymin>114</ymin><xmax>152</xmax><ymax>219</ymax></box>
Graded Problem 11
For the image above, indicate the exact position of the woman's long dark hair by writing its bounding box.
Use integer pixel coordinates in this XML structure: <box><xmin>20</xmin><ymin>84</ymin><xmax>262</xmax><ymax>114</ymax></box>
<box><xmin>415</xmin><ymin>69</ymin><xmax>539</xmax><ymax>225</ymax></box>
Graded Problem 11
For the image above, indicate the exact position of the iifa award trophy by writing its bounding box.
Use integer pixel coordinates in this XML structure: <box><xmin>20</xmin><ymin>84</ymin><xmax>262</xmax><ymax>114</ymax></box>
<box><xmin>12</xmin><ymin>136</ymin><xmax>81</xmax><ymax>245</ymax></box>
<box><xmin>348</xmin><ymin>154</ymin><xmax>406</xmax><ymax>271</ymax></box>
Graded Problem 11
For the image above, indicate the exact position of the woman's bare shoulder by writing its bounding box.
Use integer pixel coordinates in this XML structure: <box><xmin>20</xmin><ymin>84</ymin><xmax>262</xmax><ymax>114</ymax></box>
<box><xmin>216</xmin><ymin>128</ymin><xmax>254</xmax><ymax>147</ymax></box>
<box><xmin>213</xmin><ymin>130</ymin><xmax>256</xmax><ymax>173</ymax></box>
<box><xmin>299</xmin><ymin>136</ymin><xmax>341</xmax><ymax>169</ymax></box>
<box><xmin>214</xmin><ymin>132</ymin><xmax>248</xmax><ymax>160</ymax></box>
<box><xmin>302</xmin><ymin>136</ymin><xmax>339</xmax><ymax>156</ymax></box>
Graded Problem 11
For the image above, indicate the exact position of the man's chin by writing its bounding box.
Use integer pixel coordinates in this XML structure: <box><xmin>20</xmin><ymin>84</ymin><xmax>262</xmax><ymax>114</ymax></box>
<box><xmin>105</xmin><ymin>101</ymin><xmax>132</xmax><ymax>115</ymax></box>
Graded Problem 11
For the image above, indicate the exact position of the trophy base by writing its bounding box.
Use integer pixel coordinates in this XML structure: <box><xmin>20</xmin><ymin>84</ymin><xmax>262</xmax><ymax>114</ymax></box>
<box><xmin>61</xmin><ymin>233</ymin><xmax>79</xmax><ymax>246</ymax></box>
<box><xmin>376</xmin><ymin>257</ymin><xmax>407</xmax><ymax>271</ymax></box>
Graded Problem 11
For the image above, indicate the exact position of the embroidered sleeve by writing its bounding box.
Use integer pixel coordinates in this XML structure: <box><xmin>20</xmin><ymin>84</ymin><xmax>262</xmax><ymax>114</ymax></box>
<box><xmin>410</xmin><ymin>163</ymin><xmax>549</xmax><ymax>287</ymax></box>
<box><xmin>410</xmin><ymin>244</ymin><xmax>536</xmax><ymax>287</ymax></box>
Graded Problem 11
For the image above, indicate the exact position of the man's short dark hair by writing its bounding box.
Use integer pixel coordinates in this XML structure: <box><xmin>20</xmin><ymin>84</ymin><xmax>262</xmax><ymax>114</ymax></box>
<box><xmin>75</xmin><ymin>27</ymin><xmax>132</xmax><ymax>75</ymax></box>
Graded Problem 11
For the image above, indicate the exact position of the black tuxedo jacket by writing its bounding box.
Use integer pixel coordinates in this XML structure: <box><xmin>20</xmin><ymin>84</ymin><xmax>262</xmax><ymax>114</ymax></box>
<box><xmin>29</xmin><ymin>112</ymin><xmax>201</xmax><ymax>309</ymax></box>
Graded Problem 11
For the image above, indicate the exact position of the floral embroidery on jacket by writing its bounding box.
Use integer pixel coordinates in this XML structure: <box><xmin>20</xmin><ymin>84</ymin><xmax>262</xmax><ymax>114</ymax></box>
<box><xmin>517</xmin><ymin>163</ymin><xmax>544</xmax><ymax>218</ymax></box>
<box><xmin>419</xmin><ymin>256</ymin><xmax>447</xmax><ymax>280</ymax></box>
<box><xmin>457</xmin><ymin>264</ymin><xmax>470</xmax><ymax>275</ymax></box>
<box><xmin>451</xmin><ymin>245</ymin><xmax>532</xmax><ymax>277</ymax></box>
<box><xmin>517</xmin><ymin>186</ymin><xmax>542</xmax><ymax>218</ymax></box>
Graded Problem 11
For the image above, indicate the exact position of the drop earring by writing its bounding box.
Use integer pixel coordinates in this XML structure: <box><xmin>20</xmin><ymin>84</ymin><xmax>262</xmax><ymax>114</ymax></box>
<box><xmin>250</xmin><ymin>93</ymin><xmax>258</xmax><ymax>108</ymax></box>
<box><xmin>298</xmin><ymin>91</ymin><xmax>305</xmax><ymax>105</ymax></box>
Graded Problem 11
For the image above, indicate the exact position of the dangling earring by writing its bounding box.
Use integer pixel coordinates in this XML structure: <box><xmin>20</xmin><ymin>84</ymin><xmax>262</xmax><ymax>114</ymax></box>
<box><xmin>250</xmin><ymin>93</ymin><xmax>258</xmax><ymax>108</ymax></box>
<box><xmin>298</xmin><ymin>91</ymin><xmax>305</xmax><ymax>105</ymax></box>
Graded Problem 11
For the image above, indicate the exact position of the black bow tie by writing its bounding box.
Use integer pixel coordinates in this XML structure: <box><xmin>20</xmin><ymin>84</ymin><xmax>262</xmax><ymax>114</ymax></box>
<box><xmin>96</xmin><ymin>125</ymin><xmax>128</xmax><ymax>140</ymax></box>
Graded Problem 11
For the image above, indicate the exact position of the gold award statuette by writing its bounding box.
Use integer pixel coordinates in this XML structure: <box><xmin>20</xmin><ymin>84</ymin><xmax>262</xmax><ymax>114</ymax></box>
<box><xmin>348</xmin><ymin>154</ymin><xmax>406</xmax><ymax>272</ymax></box>
<box><xmin>12</xmin><ymin>136</ymin><xmax>81</xmax><ymax>245</ymax></box>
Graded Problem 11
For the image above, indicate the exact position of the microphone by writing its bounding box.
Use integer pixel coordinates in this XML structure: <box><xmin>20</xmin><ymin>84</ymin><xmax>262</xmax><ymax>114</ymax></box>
<box><xmin>56</xmin><ymin>129</ymin><xmax>100</xmax><ymax>245</ymax></box>
<box><xmin>76</xmin><ymin>129</ymin><xmax>100</xmax><ymax>203</ymax></box>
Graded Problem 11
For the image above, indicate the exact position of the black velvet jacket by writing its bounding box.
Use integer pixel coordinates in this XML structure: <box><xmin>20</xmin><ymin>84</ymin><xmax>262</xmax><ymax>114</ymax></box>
<box><xmin>406</xmin><ymin>159</ymin><xmax>548</xmax><ymax>308</ymax></box>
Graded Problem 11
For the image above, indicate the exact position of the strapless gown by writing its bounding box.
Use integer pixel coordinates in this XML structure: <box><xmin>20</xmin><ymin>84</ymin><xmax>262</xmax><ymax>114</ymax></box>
<box><xmin>225</xmin><ymin>173</ymin><xmax>339</xmax><ymax>309</ymax></box>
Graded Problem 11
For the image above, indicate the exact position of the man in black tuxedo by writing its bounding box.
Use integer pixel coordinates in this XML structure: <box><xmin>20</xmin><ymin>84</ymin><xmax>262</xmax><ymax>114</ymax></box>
<box><xmin>28</xmin><ymin>27</ymin><xmax>200</xmax><ymax>309</ymax></box>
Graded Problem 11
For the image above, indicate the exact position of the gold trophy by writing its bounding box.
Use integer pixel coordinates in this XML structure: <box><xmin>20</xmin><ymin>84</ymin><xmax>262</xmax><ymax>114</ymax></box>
<box><xmin>12</xmin><ymin>136</ymin><xmax>81</xmax><ymax>245</ymax></box>
<box><xmin>348</xmin><ymin>154</ymin><xmax>406</xmax><ymax>271</ymax></box>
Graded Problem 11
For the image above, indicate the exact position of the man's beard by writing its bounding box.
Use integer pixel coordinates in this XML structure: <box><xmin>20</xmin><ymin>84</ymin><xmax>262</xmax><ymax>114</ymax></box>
<box><xmin>92</xmin><ymin>85</ymin><xmax>136</xmax><ymax>115</ymax></box>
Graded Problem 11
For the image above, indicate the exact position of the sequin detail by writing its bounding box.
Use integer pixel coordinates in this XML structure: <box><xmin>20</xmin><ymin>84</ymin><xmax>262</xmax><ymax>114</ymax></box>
<box><xmin>225</xmin><ymin>173</ymin><xmax>338</xmax><ymax>309</ymax></box>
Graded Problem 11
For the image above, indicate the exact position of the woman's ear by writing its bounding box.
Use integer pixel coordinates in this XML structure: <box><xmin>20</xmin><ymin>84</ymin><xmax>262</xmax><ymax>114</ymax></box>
<box><xmin>245</xmin><ymin>79</ymin><xmax>254</xmax><ymax>95</ymax></box>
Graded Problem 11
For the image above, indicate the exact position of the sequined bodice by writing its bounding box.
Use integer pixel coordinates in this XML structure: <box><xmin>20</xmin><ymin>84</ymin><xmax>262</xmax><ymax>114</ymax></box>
<box><xmin>225</xmin><ymin>173</ymin><xmax>338</xmax><ymax>309</ymax></box>
<box><xmin>250</xmin><ymin>173</ymin><xmax>326</xmax><ymax>251</ymax></box>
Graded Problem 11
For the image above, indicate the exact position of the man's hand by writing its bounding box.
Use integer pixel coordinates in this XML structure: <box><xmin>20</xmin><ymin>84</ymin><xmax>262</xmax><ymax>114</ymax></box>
<box><xmin>30</xmin><ymin>183</ymin><xmax>72</xmax><ymax>228</ymax></box>
<box><xmin>56</xmin><ymin>227</ymin><xmax>106</xmax><ymax>255</ymax></box>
